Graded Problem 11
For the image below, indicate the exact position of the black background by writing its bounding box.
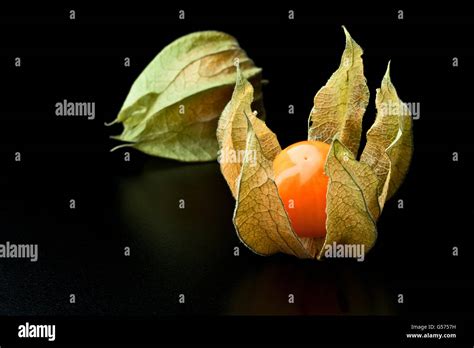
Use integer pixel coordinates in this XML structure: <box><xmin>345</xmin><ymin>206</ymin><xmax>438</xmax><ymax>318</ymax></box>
<box><xmin>0</xmin><ymin>2</ymin><xmax>473</xmax><ymax>345</ymax></box>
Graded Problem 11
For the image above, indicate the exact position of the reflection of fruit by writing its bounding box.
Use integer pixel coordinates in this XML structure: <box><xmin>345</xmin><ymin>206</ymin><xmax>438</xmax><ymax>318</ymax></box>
<box><xmin>273</xmin><ymin>140</ymin><xmax>330</xmax><ymax>238</ymax></box>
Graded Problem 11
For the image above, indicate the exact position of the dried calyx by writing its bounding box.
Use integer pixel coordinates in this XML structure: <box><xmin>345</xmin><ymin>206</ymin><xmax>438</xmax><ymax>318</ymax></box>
<box><xmin>217</xmin><ymin>27</ymin><xmax>413</xmax><ymax>259</ymax></box>
<box><xmin>108</xmin><ymin>31</ymin><xmax>264</xmax><ymax>162</ymax></box>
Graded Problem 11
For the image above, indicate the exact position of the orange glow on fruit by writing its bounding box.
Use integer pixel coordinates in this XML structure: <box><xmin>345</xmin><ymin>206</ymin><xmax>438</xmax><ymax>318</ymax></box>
<box><xmin>273</xmin><ymin>140</ymin><xmax>330</xmax><ymax>238</ymax></box>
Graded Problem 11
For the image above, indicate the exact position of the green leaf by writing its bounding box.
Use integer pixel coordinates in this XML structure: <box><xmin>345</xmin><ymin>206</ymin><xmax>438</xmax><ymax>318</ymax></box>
<box><xmin>360</xmin><ymin>62</ymin><xmax>414</xmax><ymax>207</ymax></box>
<box><xmin>308</xmin><ymin>26</ymin><xmax>369</xmax><ymax>156</ymax></box>
<box><xmin>109</xmin><ymin>31</ymin><xmax>263</xmax><ymax>162</ymax></box>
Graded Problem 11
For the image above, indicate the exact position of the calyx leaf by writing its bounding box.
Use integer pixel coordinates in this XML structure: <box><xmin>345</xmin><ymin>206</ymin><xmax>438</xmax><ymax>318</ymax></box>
<box><xmin>109</xmin><ymin>31</ymin><xmax>263</xmax><ymax>162</ymax></box>
<box><xmin>321</xmin><ymin>139</ymin><xmax>379</xmax><ymax>258</ymax></box>
<box><xmin>360</xmin><ymin>63</ymin><xmax>413</xmax><ymax>208</ymax></box>
<box><xmin>216</xmin><ymin>67</ymin><xmax>280</xmax><ymax>198</ymax></box>
<box><xmin>308</xmin><ymin>26</ymin><xmax>369</xmax><ymax>157</ymax></box>
<box><xmin>220</xmin><ymin>67</ymin><xmax>319</xmax><ymax>258</ymax></box>
<box><xmin>306</xmin><ymin>27</ymin><xmax>413</xmax><ymax>259</ymax></box>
